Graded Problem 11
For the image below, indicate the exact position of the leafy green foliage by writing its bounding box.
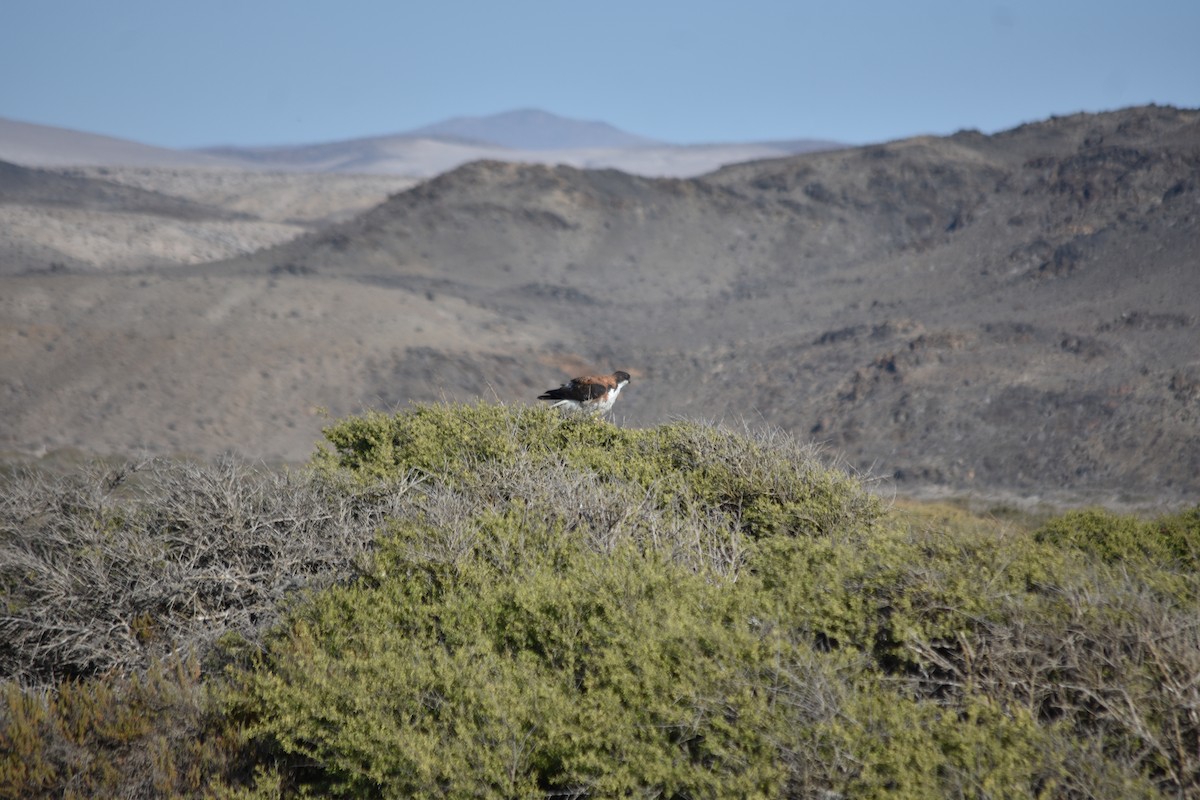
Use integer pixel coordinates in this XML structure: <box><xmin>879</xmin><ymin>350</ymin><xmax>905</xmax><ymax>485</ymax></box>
<box><xmin>314</xmin><ymin>402</ymin><xmax>878</xmax><ymax>540</ymax></box>
<box><xmin>753</xmin><ymin>504</ymin><xmax>1197</xmax><ymax>797</ymax></box>
<box><xmin>237</xmin><ymin>523</ymin><xmax>786</xmax><ymax>798</ymax></box>
<box><xmin>1035</xmin><ymin>506</ymin><xmax>1200</xmax><ymax>568</ymax></box>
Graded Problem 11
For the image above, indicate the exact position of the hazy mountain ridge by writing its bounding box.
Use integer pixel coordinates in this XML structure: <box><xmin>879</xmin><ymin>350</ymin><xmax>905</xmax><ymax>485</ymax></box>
<box><xmin>0</xmin><ymin>116</ymin><xmax>245</xmax><ymax>169</ymax></box>
<box><xmin>2</xmin><ymin>104</ymin><xmax>1197</xmax><ymax>505</ymax></box>
<box><xmin>405</xmin><ymin>108</ymin><xmax>663</xmax><ymax>150</ymax></box>
<box><xmin>2</xmin><ymin>110</ymin><xmax>842</xmax><ymax>178</ymax></box>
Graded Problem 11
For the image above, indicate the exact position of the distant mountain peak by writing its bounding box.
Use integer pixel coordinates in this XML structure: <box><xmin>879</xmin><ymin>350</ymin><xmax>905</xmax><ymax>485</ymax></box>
<box><xmin>406</xmin><ymin>109</ymin><xmax>662</xmax><ymax>151</ymax></box>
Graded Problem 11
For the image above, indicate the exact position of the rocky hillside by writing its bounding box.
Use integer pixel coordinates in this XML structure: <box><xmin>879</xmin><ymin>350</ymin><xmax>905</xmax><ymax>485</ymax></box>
<box><xmin>213</xmin><ymin>104</ymin><xmax>1200</xmax><ymax>502</ymax></box>
<box><xmin>2</xmin><ymin>105</ymin><xmax>1197</xmax><ymax>505</ymax></box>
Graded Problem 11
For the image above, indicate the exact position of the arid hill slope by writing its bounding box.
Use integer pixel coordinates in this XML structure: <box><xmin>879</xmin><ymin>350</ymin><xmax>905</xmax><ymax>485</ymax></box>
<box><xmin>0</xmin><ymin>161</ymin><xmax>416</xmax><ymax>272</ymax></box>
<box><xmin>2</xmin><ymin>105</ymin><xmax>1197</xmax><ymax>505</ymax></box>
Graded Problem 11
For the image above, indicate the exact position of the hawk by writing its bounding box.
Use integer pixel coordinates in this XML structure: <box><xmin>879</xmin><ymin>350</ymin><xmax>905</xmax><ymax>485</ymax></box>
<box><xmin>538</xmin><ymin>371</ymin><xmax>631</xmax><ymax>415</ymax></box>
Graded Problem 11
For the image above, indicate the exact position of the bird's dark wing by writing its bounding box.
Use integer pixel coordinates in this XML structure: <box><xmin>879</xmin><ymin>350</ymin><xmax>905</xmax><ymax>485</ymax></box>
<box><xmin>538</xmin><ymin>377</ymin><xmax>609</xmax><ymax>402</ymax></box>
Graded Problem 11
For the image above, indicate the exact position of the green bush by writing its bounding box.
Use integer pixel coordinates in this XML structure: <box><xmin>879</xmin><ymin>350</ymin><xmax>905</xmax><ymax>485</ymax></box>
<box><xmin>235</xmin><ymin>521</ymin><xmax>788</xmax><ymax>798</ymax></box>
<box><xmin>788</xmin><ymin>503</ymin><xmax>1197</xmax><ymax>797</ymax></box>
<box><xmin>232</xmin><ymin>404</ymin><xmax>1187</xmax><ymax>798</ymax></box>
<box><xmin>238</xmin><ymin>404</ymin><xmax>894</xmax><ymax>797</ymax></box>
<box><xmin>1035</xmin><ymin>506</ymin><xmax>1200</xmax><ymax>568</ymax></box>
<box><xmin>231</xmin><ymin>510</ymin><xmax>1079</xmax><ymax>799</ymax></box>
<box><xmin>313</xmin><ymin>402</ymin><xmax>879</xmax><ymax>541</ymax></box>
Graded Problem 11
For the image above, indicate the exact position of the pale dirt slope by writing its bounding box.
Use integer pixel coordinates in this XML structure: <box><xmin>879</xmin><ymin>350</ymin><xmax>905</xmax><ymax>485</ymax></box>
<box><xmin>0</xmin><ymin>161</ymin><xmax>416</xmax><ymax>273</ymax></box>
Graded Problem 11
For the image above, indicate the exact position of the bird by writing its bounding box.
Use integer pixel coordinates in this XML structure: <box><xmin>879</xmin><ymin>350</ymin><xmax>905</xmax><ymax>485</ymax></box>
<box><xmin>538</xmin><ymin>371</ymin><xmax>631</xmax><ymax>415</ymax></box>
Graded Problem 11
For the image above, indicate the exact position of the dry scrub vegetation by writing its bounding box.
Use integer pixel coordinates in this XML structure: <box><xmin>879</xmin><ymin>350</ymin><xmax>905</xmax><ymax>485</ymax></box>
<box><xmin>0</xmin><ymin>457</ymin><xmax>414</xmax><ymax>682</ymax></box>
<box><xmin>1</xmin><ymin>403</ymin><xmax>1198</xmax><ymax>798</ymax></box>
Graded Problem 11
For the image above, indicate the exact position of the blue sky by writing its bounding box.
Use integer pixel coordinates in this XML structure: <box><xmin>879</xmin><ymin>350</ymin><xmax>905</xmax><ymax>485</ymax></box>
<box><xmin>3</xmin><ymin>0</ymin><xmax>1198</xmax><ymax>149</ymax></box>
